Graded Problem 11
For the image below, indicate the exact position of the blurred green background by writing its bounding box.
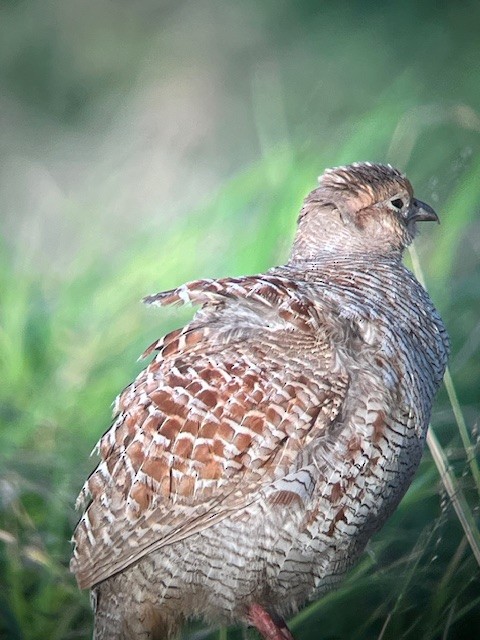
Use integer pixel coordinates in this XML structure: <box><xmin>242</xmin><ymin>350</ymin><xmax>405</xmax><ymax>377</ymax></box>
<box><xmin>1</xmin><ymin>1</ymin><xmax>479</xmax><ymax>639</ymax></box>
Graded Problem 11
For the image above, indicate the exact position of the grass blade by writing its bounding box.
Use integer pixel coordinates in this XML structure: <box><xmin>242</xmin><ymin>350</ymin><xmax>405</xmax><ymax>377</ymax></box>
<box><xmin>426</xmin><ymin>429</ymin><xmax>480</xmax><ymax>567</ymax></box>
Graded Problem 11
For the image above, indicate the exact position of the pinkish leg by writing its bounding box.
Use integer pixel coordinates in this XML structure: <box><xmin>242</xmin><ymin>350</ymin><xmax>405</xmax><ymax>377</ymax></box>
<box><xmin>247</xmin><ymin>603</ymin><xmax>295</xmax><ymax>640</ymax></box>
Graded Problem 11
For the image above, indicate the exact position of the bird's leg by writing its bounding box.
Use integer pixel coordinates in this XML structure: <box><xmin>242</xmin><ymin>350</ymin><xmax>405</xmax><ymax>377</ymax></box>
<box><xmin>247</xmin><ymin>604</ymin><xmax>295</xmax><ymax>640</ymax></box>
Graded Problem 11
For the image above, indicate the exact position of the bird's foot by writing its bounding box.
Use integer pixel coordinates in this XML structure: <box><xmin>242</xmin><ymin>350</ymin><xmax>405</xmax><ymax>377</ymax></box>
<box><xmin>247</xmin><ymin>604</ymin><xmax>295</xmax><ymax>640</ymax></box>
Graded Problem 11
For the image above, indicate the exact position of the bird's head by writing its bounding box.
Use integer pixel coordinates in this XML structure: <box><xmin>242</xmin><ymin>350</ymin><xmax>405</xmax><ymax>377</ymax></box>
<box><xmin>290</xmin><ymin>162</ymin><xmax>438</xmax><ymax>262</ymax></box>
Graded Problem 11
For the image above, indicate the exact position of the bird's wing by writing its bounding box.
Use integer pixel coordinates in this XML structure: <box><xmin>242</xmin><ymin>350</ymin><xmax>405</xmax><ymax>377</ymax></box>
<box><xmin>71</xmin><ymin>274</ymin><xmax>349</xmax><ymax>589</ymax></box>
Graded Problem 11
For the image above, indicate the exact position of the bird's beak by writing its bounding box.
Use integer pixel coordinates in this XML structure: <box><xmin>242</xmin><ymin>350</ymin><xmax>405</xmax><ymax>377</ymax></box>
<box><xmin>407</xmin><ymin>199</ymin><xmax>439</xmax><ymax>224</ymax></box>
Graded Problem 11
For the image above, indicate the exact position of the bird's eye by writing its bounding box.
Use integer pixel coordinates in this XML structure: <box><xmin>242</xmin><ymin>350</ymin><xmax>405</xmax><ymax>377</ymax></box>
<box><xmin>390</xmin><ymin>198</ymin><xmax>404</xmax><ymax>210</ymax></box>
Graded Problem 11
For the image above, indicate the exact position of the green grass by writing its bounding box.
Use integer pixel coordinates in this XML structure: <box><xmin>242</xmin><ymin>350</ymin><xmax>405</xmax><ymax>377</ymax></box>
<box><xmin>1</xmin><ymin>2</ymin><xmax>480</xmax><ymax>639</ymax></box>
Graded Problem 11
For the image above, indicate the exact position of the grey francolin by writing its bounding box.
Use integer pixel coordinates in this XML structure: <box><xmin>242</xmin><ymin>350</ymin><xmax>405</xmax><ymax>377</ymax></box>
<box><xmin>71</xmin><ymin>162</ymin><xmax>449</xmax><ymax>640</ymax></box>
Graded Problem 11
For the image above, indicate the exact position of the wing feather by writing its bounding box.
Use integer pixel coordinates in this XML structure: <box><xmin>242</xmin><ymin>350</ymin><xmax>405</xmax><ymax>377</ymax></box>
<box><xmin>71</xmin><ymin>275</ymin><xmax>349</xmax><ymax>589</ymax></box>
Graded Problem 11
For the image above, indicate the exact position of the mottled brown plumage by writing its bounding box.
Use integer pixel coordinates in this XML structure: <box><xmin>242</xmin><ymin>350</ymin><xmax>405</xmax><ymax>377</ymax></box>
<box><xmin>71</xmin><ymin>162</ymin><xmax>449</xmax><ymax>640</ymax></box>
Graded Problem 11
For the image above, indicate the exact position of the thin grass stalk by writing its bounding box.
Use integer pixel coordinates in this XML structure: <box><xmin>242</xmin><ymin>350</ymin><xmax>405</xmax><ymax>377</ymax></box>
<box><xmin>375</xmin><ymin>522</ymin><xmax>440</xmax><ymax>640</ymax></box>
<box><xmin>437</xmin><ymin>536</ymin><xmax>469</xmax><ymax>597</ymax></box>
<box><xmin>426</xmin><ymin>429</ymin><xmax>480</xmax><ymax>567</ymax></box>
<box><xmin>409</xmin><ymin>245</ymin><xmax>480</xmax><ymax>495</ymax></box>
<box><xmin>441</xmin><ymin>600</ymin><xmax>456</xmax><ymax>640</ymax></box>
<box><xmin>408</xmin><ymin>245</ymin><xmax>480</xmax><ymax>567</ymax></box>
<box><xmin>443</xmin><ymin>368</ymin><xmax>480</xmax><ymax>494</ymax></box>
<box><xmin>377</xmin><ymin>612</ymin><xmax>393</xmax><ymax>640</ymax></box>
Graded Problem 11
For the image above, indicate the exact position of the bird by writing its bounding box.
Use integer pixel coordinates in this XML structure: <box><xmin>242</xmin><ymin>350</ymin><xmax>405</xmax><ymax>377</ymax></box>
<box><xmin>71</xmin><ymin>162</ymin><xmax>449</xmax><ymax>640</ymax></box>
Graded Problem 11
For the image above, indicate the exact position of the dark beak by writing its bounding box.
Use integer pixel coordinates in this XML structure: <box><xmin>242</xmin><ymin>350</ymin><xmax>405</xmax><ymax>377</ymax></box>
<box><xmin>407</xmin><ymin>199</ymin><xmax>439</xmax><ymax>224</ymax></box>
